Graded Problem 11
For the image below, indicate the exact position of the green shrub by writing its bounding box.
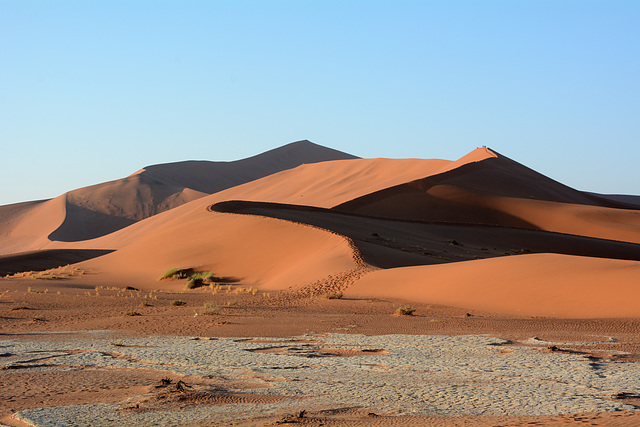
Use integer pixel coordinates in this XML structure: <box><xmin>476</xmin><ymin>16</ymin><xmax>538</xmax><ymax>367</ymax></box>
<box><xmin>192</xmin><ymin>271</ymin><xmax>214</xmax><ymax>281</ymax></box>
<box><xmin>185</xmin><ymin>277</ymin><xmax>203</xmax><ymax>289</ymax></box>
<box><xmin>395</xmin><ymin>305</ymin><xmax>416</xmax><ymax>316</ymax></box>
<box><xmin>159</xmin><ymin>267</ymin><xmax>189</xmax><ymax>281</ymax></box>
<box><xmin>182</xmin><ymin>272</ymin><xmax>217</xmax><ymax>289</ymax></box>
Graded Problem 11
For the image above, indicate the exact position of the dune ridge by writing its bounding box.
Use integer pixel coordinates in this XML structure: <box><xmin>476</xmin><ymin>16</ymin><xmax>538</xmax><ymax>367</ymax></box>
<box><xmin>334</xmin><ymin>149</ymin><xmax>640</xmax><ymax>243</ymax></box>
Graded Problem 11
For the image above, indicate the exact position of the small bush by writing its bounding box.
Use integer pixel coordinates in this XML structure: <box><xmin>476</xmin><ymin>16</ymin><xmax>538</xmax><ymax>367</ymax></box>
<box><xmin>185</xmin><ymin>277</ymin><xmax>203</xmax><ymax>289</ymax></box>
<box><xmin>395</xmin><ymin>305</ymin><xmax>416</xmax><ymax>316</ymax></box>
<box><xmin>185</xmin><ymin>272</ymin><xmax>215</xmax><ymax>289</ymax></box>
<box><xmin>192</xmin><ymin>271</ymin><xmax>214</xmax><ymax>282</ymax></box>
<box><xmin>323</xmin><ymin>292</ymin><xmax>344</xmax><ymax>300</ymax></box>
<box><xmin>32</xmin><ymin>315</ymin><xmax>46</xmax><ymax>322</ymax></box>
<box><xmin>171</xmin><ymin>300</ymin><xmax>187</xmax><ymax>306</ymax></box>
<box><xmin>158</xmin><ymin>267</ymin><xmax>189</xmax><ymax>281</ymax></box>
<box><xmin>124</xmin><ymin>310</ymin><xmax>141</xmax><ymax>316</ymax></box>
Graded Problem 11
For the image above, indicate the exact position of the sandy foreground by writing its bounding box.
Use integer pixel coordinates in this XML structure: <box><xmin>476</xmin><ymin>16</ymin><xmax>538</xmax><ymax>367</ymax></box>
<box><xmin>2</xmin><ymin>277</ymin><xmax>640</xmax><ymax>426</ymax></box>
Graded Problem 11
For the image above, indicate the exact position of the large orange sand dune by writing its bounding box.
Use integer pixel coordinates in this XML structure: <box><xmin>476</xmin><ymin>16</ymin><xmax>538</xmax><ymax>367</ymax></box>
<box><xmin>348</xmin><ymin>253</ymin><xmax>640</xmax><ymax>318</ymax></box>
<box><xmin>81</xmin><ymin>210</ymin><xmax>360</xmax><ymax>292</ymax></box>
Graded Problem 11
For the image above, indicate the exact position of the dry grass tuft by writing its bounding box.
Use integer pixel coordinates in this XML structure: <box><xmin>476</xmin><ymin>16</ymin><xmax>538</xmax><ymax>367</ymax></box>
<box><xmin>323</xmin><ymin>291</ymin><xmax>344</xmax><ymax>300</ymax></box>
<box><xmin>395</xmin><ymin>305</ymin><xmax>416</xmax><ymax>316</ymax></box>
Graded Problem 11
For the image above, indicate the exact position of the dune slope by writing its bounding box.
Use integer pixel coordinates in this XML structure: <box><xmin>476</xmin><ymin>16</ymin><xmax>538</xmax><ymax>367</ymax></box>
<box><xmin>347</xmin><ymin>254</ymin><xmax>640</xmax><ymax>318</ymax></box>
<box><xmin>79</xmin><ymin>209</ymin><xmax>361</xmax><ymax>292</ymax></box>
<box><xmin>211</xmin><ymin>200</ymin><xmax>640</xmax><ymax>267</ymax></box>
<box><xmin>334</xmin><ymin>148</ymin><xmax>640</xmax><ymax>243</ymax></box>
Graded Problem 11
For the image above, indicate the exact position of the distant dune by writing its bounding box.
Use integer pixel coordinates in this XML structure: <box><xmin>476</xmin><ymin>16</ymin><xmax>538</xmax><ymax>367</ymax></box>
<box><xmin>0</xmin><ymin>140</ymin><xmax>357</xmax><ymax>253</ymax></box>
<box><xmin>335</xmin><ymin>148</ymin><xmax>640</xmax><ymax>243</ymax></box>
<box><xmin>2</xmin><ymin>142</ymin><xmax>639</xmax><ymax>318</ymax></box>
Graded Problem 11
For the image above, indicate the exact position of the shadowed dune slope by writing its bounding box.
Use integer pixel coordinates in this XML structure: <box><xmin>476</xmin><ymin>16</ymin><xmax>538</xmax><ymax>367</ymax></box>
<box><xmin>588</xmin><ymin>193</ymin><xmax>640</xmax><ymax>208</ymax></box>
<box><xmin>0</xmin><ymin>141</ymin><xmax>358</xmax><ymax>253</ymax></box>
<box><xmin>334</xmin><ymin>149</ymin><xmax>640</xmax><ymax>243</ymax></box>
<box><xmin>347</xmin><ymin>254</ymin><xmax>640</xmax><ymax>318</ymax></box>
<box><xmin>207</xmin><ymin>147</ymin><xmax>498</xmax><ymax>209</ymax></box>
<box><xmin>48</xmin><ymin>174</ymin><xmax>207</xmax><ymax>242</ymax></box>
<box><xmin>139</xmin><ymin>140</ymin><xmax>360</xmax><ymax>194</ymax></box>
<box><xmin>0</xmin><ymin>249</ymin><xmax>114</xmax><ymax>276</ymax></box>
<box><xmin>211</xmin><ymin>200</ymin><xmax>640</xmax><ymax>267</ymax></box>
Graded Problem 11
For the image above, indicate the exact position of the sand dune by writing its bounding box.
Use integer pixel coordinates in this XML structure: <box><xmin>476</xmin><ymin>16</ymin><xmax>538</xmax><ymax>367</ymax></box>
<box><xmin>334</xmin><ymin>148</ymin><xmax>640</xmax><ymax>243</ymax></box>
<box><xmin>0</xmin><ymin>196</ymin><xmax>67</xmax><ymax>255</ymax></box>
<box><xmin>3</xmin><ymin>143</ymin><xmax>639</xmax><ymax>320</ymax></box>
<box><xmin>0</xmin><ymin>140</ymin><xmax>357</xmax><ymax>254</ymax></box>
<box><xmin>81</xmin><ymin>210</ymin><xmax>360</xmax><ymax>291</ymax></box>
<box><xmin>50</xmin><ymin>148</ymin><xmax>504</xmax><ymax>287</ymax></box>
<box><xmin>207</xmin><ymin>147</ymin><xmax>497</xmax><ymax>209</ymax></box>
<box><xmin>138</xmin><ymin>139</ymin><xmax>360</xmax><ymax>194</ymax></box>
<box><xmin>588</xmin><ymin>192</ymin><xmax>640</xmax><ymax>207</ymax></box>
<box><xmin>211</xmin><ymin>200</ymin><xmax>640</xmax><ymax>267</ymax></box>
<box><xmin>347</xmin><ymin>253</ymin><xmax>640</xmax><ymax>318</ymax></box>
<box><xmin>32</xmin><ymin>148</ymin><xmax>495</xmax><ymax>253</ymax></box>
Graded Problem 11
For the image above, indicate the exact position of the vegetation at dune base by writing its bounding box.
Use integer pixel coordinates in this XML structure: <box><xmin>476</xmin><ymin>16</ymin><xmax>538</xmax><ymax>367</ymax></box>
<box><xmin>185</xmin><ymin>271</ymin><xmax>215</xmax><ymax>289</ymax></box>
<box><xmin>158</xmin><ymin>267</ymin><xmax>190</xmax><ymax>281</ymax></box>
<box><xmin>171</xmin><ymin>300</ymin><xmax>187</xmax><ymax>306</ymax></box>
<box><xmin>158</xmin><ymin>267</ymin><xmax>221</xmax><ymax>290</ymax></box>
<box><xmin>323</xmin><ymin>291</ymin><xmax>344</xmax><ymax>300</ymax></box>
<box><xmin>200</xmin><ymin>302</ymin><xmax>220</xmax><ymax>316</ymax></box>
<box><xmin>395</xmin><ymin>305</ymin><xmax>416</xmax><ymax>316</ymax></box>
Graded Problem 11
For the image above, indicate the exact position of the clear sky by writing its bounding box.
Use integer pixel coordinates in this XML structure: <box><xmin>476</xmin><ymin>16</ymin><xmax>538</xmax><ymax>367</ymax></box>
<box><xmin>1</xmin><ymin>0</ymin><xmax>638</xmax><ymax>205</ymax></box>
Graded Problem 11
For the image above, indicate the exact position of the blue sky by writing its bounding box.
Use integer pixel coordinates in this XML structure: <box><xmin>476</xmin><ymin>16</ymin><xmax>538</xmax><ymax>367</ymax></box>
<box><xmin>1</xmin><ymin>0</ymin><xmax>638</xmax><ymax>205</ymax></box>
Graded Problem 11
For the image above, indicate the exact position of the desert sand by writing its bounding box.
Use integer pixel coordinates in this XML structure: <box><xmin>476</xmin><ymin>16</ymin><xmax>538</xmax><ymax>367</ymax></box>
<box><xmin>1</xmin><ymin>142</ymin><xmax>639</xmax><ymax>426</ymax></box>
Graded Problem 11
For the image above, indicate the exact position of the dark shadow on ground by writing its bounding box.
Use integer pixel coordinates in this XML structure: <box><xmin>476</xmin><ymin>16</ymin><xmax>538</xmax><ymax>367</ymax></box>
<box><xmin>0</xmin><ymin>249</ymin><xmax>115</xmax><ymax>276</ymax></box>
